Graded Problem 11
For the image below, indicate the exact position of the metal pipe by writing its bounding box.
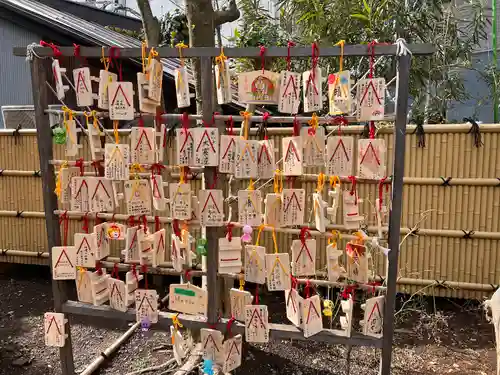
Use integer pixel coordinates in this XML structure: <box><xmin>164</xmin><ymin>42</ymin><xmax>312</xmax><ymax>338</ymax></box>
<box><xmin>79</xmin><ymin>322</ymin><xmax>140</xmax><ymax>375</ymax></box>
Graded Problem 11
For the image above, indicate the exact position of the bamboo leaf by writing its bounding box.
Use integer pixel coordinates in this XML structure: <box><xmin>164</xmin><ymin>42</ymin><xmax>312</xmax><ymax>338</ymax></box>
<box><xmin>350</xmin><ymin>13</ymin><xmax>369</xmax><ymax>22</ymax></box>
<box><xmin>363</xmin><ymin>0</ymin><xmax>371</xmax><ymax>15</ymax></box>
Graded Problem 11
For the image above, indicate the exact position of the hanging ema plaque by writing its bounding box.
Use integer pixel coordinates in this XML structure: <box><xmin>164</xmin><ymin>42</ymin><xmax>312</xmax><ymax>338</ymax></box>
<box><xmin>238</xmin><ymin>70</ymin><xmax>279</xmax><ymax>105</ymax></box>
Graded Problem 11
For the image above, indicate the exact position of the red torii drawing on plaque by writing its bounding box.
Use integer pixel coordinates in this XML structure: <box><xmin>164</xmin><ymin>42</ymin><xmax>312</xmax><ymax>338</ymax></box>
<box><xmin>73</xmin><ymin>179</ymin><xmax>88</xmax><ymax>199</ymax></box>
<box><xmin>137</xmin><ymin>294</ymin><xmax>155</xmax><ymax>311</ymax></box>
<box><xmin>360</xmin><ymin>79</ymin><xmax>382</xmax><ymax>107</ymax></box>
<box><xmin>156</xmin><ymin>232</ymin><xmax>165</xmax><ymax>256</ymax></box>
<box><xmin>135</xmin><ymin>129</ymin><xmax>153</xmax><ymax>150</ymax></box>
<box><xmin>359</xmin><ymin>142</ymin><xmax>381</xmax><ymax>166</ymax></box>
<box><xmin>201</xmin><ymin>192</ymin><xmax>221</xmax><ymax>214</ymax></box>
<box><xmin>76</xmin><ymin>237</ymin><xmax>93</xmax><ymax>255</ymax></box>
<box><xmin>221</xmin><ymin>137</ymin><xmax>236</xmax><ymax>160</ymax></box>
<box><xmin>225</xmin><ymin>340</ymin><xmax>240</xmax><ymax>361</ymax></box>
<box><xmin>295</xmin><ymin>241</ymin><xmax>314</xmax><ymax>263</ymax></box>
<box><xmin>179</xmin><ymin>130</ymin><xmax>194</xmax><ymax>153</ymax></box>
<box><xmin>91</xmin><ymin>180</ymin><xmax>111</xmax><ymax>200</ymax></box>
<box><xmin>330</xmin><ymin>138</ymin><xmax>350</xmax><ymax>162</ymax></box>
<box><xmin>46</xmin><ymin>315</ymin><xmax>62</xmax><ymax>335</ymax></box>
<box><xmin>111</xmin><ymin>84</ymin><xmax>131</xmax><ymax>106</ymax></box>
<box><xmin>286</xmin><ymin>290</ymin><xmax>297</xmax><ymax>313</ymax></box>
<box><xmin>75</xmin><ymin>70</ymin><xmax>89</xmax><ymax>92</ymax></box>
<box><xmin>151</xmin><ymin>175</ymin><xmax>162</xmax><ymax>199</ymax></box>
<box><xmin>283</xmin><ymin>191</ymin><xmax>302</xmax><ymax>215</ymax></box>
<box><xmin>306</xmin><ymin>299</ymin><xmax>321</xmax><ymax>324</ymax></box>
<box><xmin>285</xmin><ymin>139</ymin><xmax>301</xmax><ymax>162</ymax></box>
<box><xmin>258</xmin><ymin>142</ymin><xmax>272</xmax><ymax>164</ymax></box>
<box><xmin>368</xmin><ymin>299</ymin><xmax>382</xmax><ymax>322</ymax></box>
<box><xmin>110</xmin><ymin>282</ymin><xmax>124</xmax><ymax>303</ymax></box>
<box><xmin>196</xmin><ymin>130</ymin><xmax>216</xmax><ymax>153</ymax></box>
<box><xmin>54</xmin><ymin>248</ymin><xmax>74</xmax><ymax>268</ymax></box>
<box><xmin>246</xmin><ymin>308</ymin><xmax>266</xmax><ymax>328</ymax></box>
<box><xmin>282</xmin><ymin>74</ymin><xmax>298</xmax><ymax>99</ymax></box>
<box><xmin>203</xmin><ymin>333</ymin><xmax>221</xmax><ymax>352</ymax></box>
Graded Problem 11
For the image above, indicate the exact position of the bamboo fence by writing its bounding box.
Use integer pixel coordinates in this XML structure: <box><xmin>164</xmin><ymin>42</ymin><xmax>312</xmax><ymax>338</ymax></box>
<box><xmin>0</xmin><ymin>124</ymin><xmax>499</xmax><ymax>299</ymax></box>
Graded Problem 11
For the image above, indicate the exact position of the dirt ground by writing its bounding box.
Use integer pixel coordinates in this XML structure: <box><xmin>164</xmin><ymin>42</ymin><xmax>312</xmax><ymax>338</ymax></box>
<box><xmin>0</xmin><ymin>264</ymin><xmax>496</xmax><ymax>375</ymax></box>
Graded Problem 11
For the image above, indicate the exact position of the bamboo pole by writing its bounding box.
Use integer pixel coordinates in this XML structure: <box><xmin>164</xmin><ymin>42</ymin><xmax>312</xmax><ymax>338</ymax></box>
<box><xmin>0</xmin><ymin>170</ymin><xmax>42</xmax><ymax>177</ymax></box>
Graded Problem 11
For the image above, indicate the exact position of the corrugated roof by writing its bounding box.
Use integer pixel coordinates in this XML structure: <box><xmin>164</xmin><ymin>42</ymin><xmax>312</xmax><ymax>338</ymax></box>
<box><xmin>0</xmin><ymin>0</ymin><xmax>244</xmax><ymax>108</ymax></box>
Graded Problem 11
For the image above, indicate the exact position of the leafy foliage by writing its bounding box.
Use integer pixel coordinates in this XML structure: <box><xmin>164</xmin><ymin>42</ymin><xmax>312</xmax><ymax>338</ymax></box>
<box><xmin>158</xmin><ymin>9</ymin><xmax>190</xmax><ymax>47</ymax></box>
<box><xmin>233</xmin><ymin>0</ymin><xmax>490</xmax><ymax>119</ymax></box>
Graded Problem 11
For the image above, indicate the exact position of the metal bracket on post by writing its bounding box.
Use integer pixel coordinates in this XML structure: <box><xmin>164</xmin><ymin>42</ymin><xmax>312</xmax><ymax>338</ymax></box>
<box><xmin>30</xmin><ymin>56</ymin><xmax>75</xmax><ymax>375</ymax></box>
<box><xmin>379</xmin><ymin>53</ymin><xmax>412</xmax><ymax>375</ymax></box>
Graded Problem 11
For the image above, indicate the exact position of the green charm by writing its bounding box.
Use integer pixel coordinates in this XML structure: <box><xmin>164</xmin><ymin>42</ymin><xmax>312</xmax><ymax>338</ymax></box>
<box><xmin>196</xmin><ymin>238</ymin><xmax>207</xmax><ymax>256</ymax></box>
<box><xmin>53</xmin><ymin>126</ymin><xmax>66</xmax><ymax>145</ymax></box>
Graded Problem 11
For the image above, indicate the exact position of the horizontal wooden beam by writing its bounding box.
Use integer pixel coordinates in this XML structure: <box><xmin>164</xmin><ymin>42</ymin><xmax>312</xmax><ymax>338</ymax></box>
<box><xmin>62</xmin><ymin>301</ymin><xmax>383</xmax><ymax>347</ymax></box>
<box><xmin>13</xmin><ymin>44</ymin><xmax>435</xmax><ymax>58</ymax></box>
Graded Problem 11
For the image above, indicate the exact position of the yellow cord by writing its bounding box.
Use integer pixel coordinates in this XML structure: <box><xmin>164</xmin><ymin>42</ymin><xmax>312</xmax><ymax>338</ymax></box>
<box><xmin>316</xmin><ymin>172</ymin><xmax>325</xmax><ymax>193</ymax></box>
<box><xmin>215</xmin><ymin>47</ymin><xmax>227</xmax><ymax>89</ymax></box>
<box><xmin>239</xmin><ymin>274</ymin><xmax>245</xmax><ymax>291</ymax></box>
<box><xmin>334</xmin><ymin>40</ymin><xmax>345</xmax><ymax>71</ymax></box>
<box><xmin>175</xmin><ymin>42</ymin><xmax>188</xmax><ymax>66</ymax></box>
<box><xmin>240</xmin><ymin>111</ymin><xmax>252</xmax><ymax>140</ymax></box>
<box><xmin>113</xmin><ymin>120</ymin><xmax>120</xmax><ymax>144</ymax></box>
<box><xmin>329</xmin><ymin>175</ymin><xmax>341</xmax><ymax>188</ymax></box>
<box><xmin>101</xmin><ymin>47</ymin><xmax>110</xmax><ymax>71</ymax></box>
<box><xmin>273</xmin><ymin>169</ymin><xmax>283</xmax><ymax>194</ymax></box>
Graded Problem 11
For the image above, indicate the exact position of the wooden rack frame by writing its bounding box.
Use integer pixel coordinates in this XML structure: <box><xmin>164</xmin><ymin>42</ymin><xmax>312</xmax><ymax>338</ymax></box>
<box><xmin>16</xmin><ymin>43</ymin><xmax>434</xmax><ymax>375</ymax></box>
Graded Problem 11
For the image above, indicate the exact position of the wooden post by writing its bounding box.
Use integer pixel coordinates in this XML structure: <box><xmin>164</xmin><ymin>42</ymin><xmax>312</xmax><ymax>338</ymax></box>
<box><xmin>30</xmin><ymin>57</ymin><xmax>75</xmax><ymax>374</ymax></box>
<box><xmin>379</xmin><ymin>53</ymin><xmax>411</xmax><ymax>375</ymax></box>
<box><xmin>199</xmin><ymin>56</ymin><xmax>221</xmax><ymax>324</ymax></box>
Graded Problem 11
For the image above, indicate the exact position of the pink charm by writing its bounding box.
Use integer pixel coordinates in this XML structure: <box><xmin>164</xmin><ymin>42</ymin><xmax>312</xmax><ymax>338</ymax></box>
<box><xmin>241</xmin><ymin>225</ymin><xmax>253</xmax><ymax>243</ymax></box>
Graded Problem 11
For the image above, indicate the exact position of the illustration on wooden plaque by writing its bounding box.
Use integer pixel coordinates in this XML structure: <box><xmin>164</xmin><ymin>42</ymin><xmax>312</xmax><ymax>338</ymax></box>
<box><xmin>108</xmin><ymin>81</ymin><xmax>135</xmax><ymax>120</ymax></box>
<box><xmin>222</xmin><ymin>334</ymin><xmax>243</xmax><ymax>373</ymax></box>
<box><xmin>219</xmin><ymin>135</ymin><xmax>238</xmax><ymax>174</ymax></box>
<box><xmin>285</xmin><ymin>288</ymin><xmax>304</xmax><ymax>328</ymax></box>
<box><xmin>361</xmin><ymin>296</ymin><xmax>384</xmax><ymax>338</ymax></box>
<box><xmin>218</xmin><ymin>236</ymin><xmax>242</xmax><ymax>274</ymax></box>
<box><xmin>199</xmin><ymin>190</ymin><xmax>224</xmax><ymax>227</ymax></box>
<box><xmin>88</xmin><ymin>177</ymin><xmax>114</xmax><ymax>212</ymax></box>
<box><xmin>124</xmin><ymin>179</ymin><xmax>152</xmax><ymax>216</ymax></box>
<box><xmin>169</xmin><ymin>283</ymin><xmax>208</xmax><ymax>316</ymax></box>
<box><xmin>265</xmin><ymin>253</ymin><xmax>291</xmax><ymax>291</ymax></box>
<box><xmin>230</xmin><ymin>288</ymin><xmax>253</xmax><ymax>321</ymax></box>
<box><xmin>238</xmin><ymin>70</ymin><xmax>279</xmax><ymax>104</ymax></box>
<box><xmin>328</xmin><ymin>71</ymin><xmax>351</xmax><ymax>115</ymax></box>
<box><xmin>74</xmin><ymin>233</ymin><xmax>97</xmax><ymax>268</ymax></box>
<box><xmin>44</xmin><ymin>312</ymin><xmax>67</xmax><ymax>347</ymax></box>
<box><xmin>169</xmin><ymin>183</ymin><xmax>192</xmax><ymax>220</ymax></box>
<box><xmin>235</xmin><ymin>139</ymin><xmax>260</xmax><ymax>179</ymax></box>
<box><xmin>192</xmin><ymin>127</ymin><xmax>219</xmax><ymax>166</ymax></box>
<box><xmin>237</xmin><ymin>190</ymin><xmax>262</xmax><ymax>227</ymax></box>
<box><xmin>244</xmin><ymin>245</ymin><xmax>266</xmax><ymax>284</ymax></box>
<box><xmin>135</xmin><ymin>289</ymin><xmax>159</xmax><ymax>324</ymax></box>
<box><xmin>245</xmin><ymin>305</ymin><xmax>269</xmax><ymax>343</ymax></box>
<box><xmin>356</xmin><ymin>78</ymin><xmax>385</xmax><ymax>121</ymax></box>
<box><xmin>131</xmin><ymin>127</ymin><xmax>156</xmax><ymax>164</ymax></box>
<box><xmin>302</xmin><ymin>295</ymin><xmax>322</xmax><ymax>338</ymax></box>
<box><xmin>282</xmin><ymin>136</ymin><xmax>303</xmax><ymax>176</ymax></box>
<box><xmin>73</xmin><ymin>67</ymin><xmax>95</xmax><ymax>107</ymax></box>
<box><xmin>278</xmin><ymin>70</ymin><xmax>301</xmax><ymax>114</ymax></box>
<box><xmin>291</xmin><ymin>239</ymin><xmax>316</xmax><ymax>276</ymax></box>
<box><xmin>258</xmin><ymin>139</ymin><xmax>275</xmax><ymax>178</ymax></box>
<box><xmin>97</xmin><ymin>70</ymin><xmax>117</xmax><ymax>109</ymax></box>
<box><xmin>326</xmin><ymin>136</ymin><xmax>353</xmax><ymax>177</ymax></box>
<box><xmin>301</xmin><ymin>126</ymin><xmax>325</xmax><ymax>167</ymax></box>
<box><xmin>105</xmin><ymin>144</ymin><xmax>130</xmax><ymax>181</ymax></box>
<box><xmin>303</xmin><ymin>67</ymin><xmax>323</xmax><ymax>112</ymax></box>
<box><xmin>201</xmin><ymin>328</ymin><xmax>224</xmax><ymax>364</ymax></box>
<box><xmin>52</xmin><ymin>246</ymin><xmax>76</xmax><ymax>280</ymax></box>
<box><xmin>357</xmin><ymin>138</ymin><xmax>386</xmax><ymax>179</ymax></box>
<box><xmin>281</xmin><ymin>189</ymin><xmax>305</xmax><ymax>226</ymax></box>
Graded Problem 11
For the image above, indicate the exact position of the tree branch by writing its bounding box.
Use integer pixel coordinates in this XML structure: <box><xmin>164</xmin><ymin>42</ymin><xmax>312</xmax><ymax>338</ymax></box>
<box><xmin>214</xmin><ymin>0</ymin><xmax>240</xmax><ymax>26</ymax></box>
<box><xmin>136</xmin><ymin>0</ymin><xmax>161</xmax><ymax>46</ymax></box>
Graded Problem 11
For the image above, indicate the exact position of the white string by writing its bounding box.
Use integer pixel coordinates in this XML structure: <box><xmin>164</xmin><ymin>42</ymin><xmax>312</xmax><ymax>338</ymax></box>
<box><xmin>395</xmin><ymin>38</ymin><xmax>412</xmax><ymax>57</ymax></box>
<box><xmin>26</xmin><ymin>43</ymin><xmax>43</xmax><ymax>61</ymax></box>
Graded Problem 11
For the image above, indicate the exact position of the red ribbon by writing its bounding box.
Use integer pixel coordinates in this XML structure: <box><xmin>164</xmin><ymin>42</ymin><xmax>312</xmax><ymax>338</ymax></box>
<box><xmin>202</xmin><ymin>112</ymin><xmax>217</xmax><ymax>128</ymax></box>
<box><xmin>304</xmin><ymin>279</ymin><xmax>311</xmax><ymax>299</ymax></box>
<box><xmin>208</xmin><ymin>170</ymin><xmax>218</xmax><ymax>190</ymax></box>
<box><xmin>141</xmin><ymin>215</ymin><xmax>148</xmax><ymax>232</ymax></box>
<box><xmin>75</xmin><ymin>158</ymin><xmax>84</xmax><ymax>176</ymax></box>
<box><xmin>141</xmin><ymin>264</ymin><xmax>148</xmax><ymax>289</ymax></box>
<box><xmin>138</xmin><ymin>115</ymin><xmax>144</xmax><ymax>127</ymax></box>
<box><xmin>226</xmin><ymin>223</ymin><xmax>234</xmax><ymax>242</ymax></box>
<box><xmin>172</xmin><ymin>219</ymin><xmax>181</xmax><ymax>237</ymax></box>
<box><xmin>378</xmin><ymin>177</ymin><xmax>389</xmax><ymax>211</ymax></box>
<box><xmin>155</xmin><ymin>109</ymin><xmax>164</xmax><ymax>131</ymax></box>
<box><xmin>341</xmin><ymin>284</ymin><xmax>356</xmax><ymax>299</ymax></box>
<box><xmin>82</xmin><ymin>212</ymin><xmax>89</xmax><ymax>234</ymax></box>
<box><xmin>291</xmin><ymin>275</ymin><xmax>298</xmax><ymax>290</ymax></box>
<box><xmin>311</xmin><ymin>42</ymin><xmax>319</xmax><ymax>78</ymax></box>
<box><xmin>127</xmin><ymin>216</ymin><xmax>136</xmax><ymax>227</ymax></box>
<box><xmin>287</xmin><ymin>41</ymin><xmax>295</xmax><ymax>71</ymax></box>
<box><xmin>184</xmin><ymin>269</ymin><xmax>191</xmax><ymax>282</ymax></box>
<box><xmin>155</xmin><ymin>216</ymin><xmax>161</xmax><ymax>232</ymax></box>
<box><xmin>150</xmin><ymin>163</ymin><xmax>165</xmax><ymax>176</ymax></box>
<box><xmin>132</xmin><ymin>264</ymin><xmax>138</xmax><ymax>283</ymax></box>
<box><xmin>369</xmin><ymin>121</ymin><xmax>376</xmax><ymax>139</ymax></box>
<box><xmin>111</xmin><ymin>263</ymin><xmax>119</xmax><ymax>280</ymax></box>
<box><xmin>255</xmin><ymin>284</ymin><xmax>259</xmax><ymax>304</ymax></box>
<box><xmin>299</xmin><ymin>228</ymin><xmax>312</xmax><ymax>245</ymax></box>
<box><xmin>286</xmin><ymin>176</ymin><xmax>296</xmax><ymax>189</ymax></box>
<box><xmin>226</xmin><ymin>316</ymin><xmax>236</xmax><ymax>337</ymax></box>
<box><xmin>226</xmin><ymin>115</ymin><xmax>234</xmax><ymax>136</ymax></box>
<box><xmin>348</xmin><ymin>176</ymin><xmax>357</xmax><ymax>205</ymax></box>
<box><xmin>293</xmin><ymin>115</ymin><xmax>300</xmax><ymax>136</ymax></box>
<box><xmin>40</xmin><ymin>40</ymin><xmax>61</xmax><ymax>58</ymax></box>
<box><xmin>259</xmin><ymin>45</ymin><xmax>266</xmax><ymax>74</ymax></box>
<box><xmin>96</xmin><ymin>260</ymin><xmax>103</xmax><ymax>275</ymax></box>
<box><xmin>59</xmin><ymin>211</ymin><xmax>69</xmax><ymax>246</ymax></box>
<box><xmin>91</xmin><ymin>159</ymin><xmax>103</xmax><ymax>176</ymax></box>
<box><xmin>367</xmin><ymin>281</ymin><xmax>381</xmax><ymax>295</ymax></box>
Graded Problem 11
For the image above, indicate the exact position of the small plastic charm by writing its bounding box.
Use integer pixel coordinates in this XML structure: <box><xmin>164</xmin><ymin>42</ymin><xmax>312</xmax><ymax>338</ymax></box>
<box><xmin>241</xmin><ymin>224</ymin><xmax>253</xmax><ymax>243</ymax></box>
<box><xmin>203</xmin><ymin>359</ymin><xmax>214</xmax><ymax>375</ymax></box>
<box><xmin>53</xmin><ymin>127</ymin><xmax>66</xmax><ymax>145</ymax></box>
<box><xmin>196</xmin><ymin>238</ymin><xmax>207</xmax><ymax>256</ymax></box>
<box><xmin>107</xmin><ymin>223</ymin><xmax>122</xmax><ymax>240</ymax></box>
<box><xmin>141</xmin><ymin>317</ymin><xmax>151</xmax><ymax>331</ymax></box>
<box><xmin>323</xmin><ymin>299</ymin><xmax>334</xmax><ymax>317</ymax></box>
